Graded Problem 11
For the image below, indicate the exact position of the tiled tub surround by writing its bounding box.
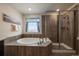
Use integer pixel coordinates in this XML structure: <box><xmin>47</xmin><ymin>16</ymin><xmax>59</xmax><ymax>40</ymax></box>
<box><xmin>4</xmin><ymin>37</ymin><xmax>52</xmax><ymax>56</ymax></box>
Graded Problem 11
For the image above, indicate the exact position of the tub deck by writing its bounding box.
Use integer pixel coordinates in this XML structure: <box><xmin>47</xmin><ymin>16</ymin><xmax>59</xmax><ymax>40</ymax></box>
<box><xmin>4</xmin><ymin>38</ymin><xmax>52</xmax><ymax>56</ymax></box>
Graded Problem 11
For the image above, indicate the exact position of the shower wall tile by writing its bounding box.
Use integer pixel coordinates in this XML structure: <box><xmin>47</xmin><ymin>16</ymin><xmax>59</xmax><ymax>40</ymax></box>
<box><xmin>61</xmin><ymin>5</ymin><xmax>78</xmax><ymax>49</ymax></box>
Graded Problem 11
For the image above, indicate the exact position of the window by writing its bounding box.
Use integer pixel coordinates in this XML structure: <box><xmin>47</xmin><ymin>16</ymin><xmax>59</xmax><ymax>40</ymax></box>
<box><xmin>26</xmin><ymin>18</ymin><xmax>41</xmax><ymax>33</ymax></box>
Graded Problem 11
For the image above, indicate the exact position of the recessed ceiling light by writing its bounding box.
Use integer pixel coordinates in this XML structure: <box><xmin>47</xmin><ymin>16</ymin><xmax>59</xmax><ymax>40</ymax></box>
<box><xmin>28</xmin><ymin>8</ymin><xmax>32</xmax><ymax>11</ymax></box>
<box><xmin>56</xmin><ymin>9</ymin><xmax>60</xmax><ymax>11</ymax></box>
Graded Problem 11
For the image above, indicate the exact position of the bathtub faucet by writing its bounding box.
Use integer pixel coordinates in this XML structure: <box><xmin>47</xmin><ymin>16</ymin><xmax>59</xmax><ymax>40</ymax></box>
<box><xmin>38</xmin><ymin>37</ymin><xmax>44</xmax><ymax>45</ymax></box>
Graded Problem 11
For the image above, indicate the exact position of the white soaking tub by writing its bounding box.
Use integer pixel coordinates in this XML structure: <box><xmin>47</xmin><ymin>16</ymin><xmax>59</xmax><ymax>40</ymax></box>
<box><xmin>17</xmin><ymin>38</ymin><xmax>51</xmax><ymax>45</ymax></box>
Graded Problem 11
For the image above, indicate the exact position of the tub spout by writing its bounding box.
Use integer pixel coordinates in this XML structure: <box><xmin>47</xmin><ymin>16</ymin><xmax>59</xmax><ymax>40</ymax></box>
<box><xmin>38</xmin><ymin>37</ymin><xmax>44</xmax><ymax>45</ymax></box>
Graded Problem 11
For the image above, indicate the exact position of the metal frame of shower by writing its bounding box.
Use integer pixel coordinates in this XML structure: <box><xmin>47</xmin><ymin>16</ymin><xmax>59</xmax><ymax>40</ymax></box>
<box><xmin>57</xmin><ymin>11</ymin><xmax>61</xmax><ymax>48</ymax></box>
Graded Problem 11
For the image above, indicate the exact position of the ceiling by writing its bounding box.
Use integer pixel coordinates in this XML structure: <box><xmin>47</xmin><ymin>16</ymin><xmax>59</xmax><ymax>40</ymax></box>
<box><xmin>10</xmin><ymin>3</ymin><xmax>74</xmax><ymax>14</ymax></box>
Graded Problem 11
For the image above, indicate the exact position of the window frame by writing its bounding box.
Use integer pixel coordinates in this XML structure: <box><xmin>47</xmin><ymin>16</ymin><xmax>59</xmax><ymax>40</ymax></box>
<box><xmin>25</xmin><ymin>17</ymin><xmax>42</xmax><ymax>34</ymax></box>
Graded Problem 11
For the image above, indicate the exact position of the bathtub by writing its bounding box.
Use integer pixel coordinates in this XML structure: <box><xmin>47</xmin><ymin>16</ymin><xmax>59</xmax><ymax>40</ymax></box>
<box><xmin>5</xmin><ymin>38</ymin><xmax>52</xmax><ymax>56</ymax></box>
<box><xmin>17</xmin><ymin>38</ymin><xmax>51</xmax><ymax>45</ymax></box>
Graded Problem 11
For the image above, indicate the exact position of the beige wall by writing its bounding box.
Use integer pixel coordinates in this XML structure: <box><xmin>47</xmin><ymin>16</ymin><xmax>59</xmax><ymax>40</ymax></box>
<box><xmin>0</xmin><ymin>4</ymin><xmax>22</xmax><ymax>38</ymax></box>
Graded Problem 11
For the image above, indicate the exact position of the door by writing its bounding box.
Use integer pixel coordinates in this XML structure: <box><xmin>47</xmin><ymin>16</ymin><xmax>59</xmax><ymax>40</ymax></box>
<box><xmin>60</xmin><ymin>11</ymin><xmax>74</xmax><ymax>49</ymax></box>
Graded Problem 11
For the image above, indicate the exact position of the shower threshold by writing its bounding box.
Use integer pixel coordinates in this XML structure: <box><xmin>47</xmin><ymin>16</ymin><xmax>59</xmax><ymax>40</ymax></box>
<box><xmin>52</xmin><ymin>43</ymin><xmax>76</xmax><ymax>56</ymax></box>
<box><xmin>52</xmin><ymin>43</ymin><xmax>72</xmax><ymax>50</ymax></box>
